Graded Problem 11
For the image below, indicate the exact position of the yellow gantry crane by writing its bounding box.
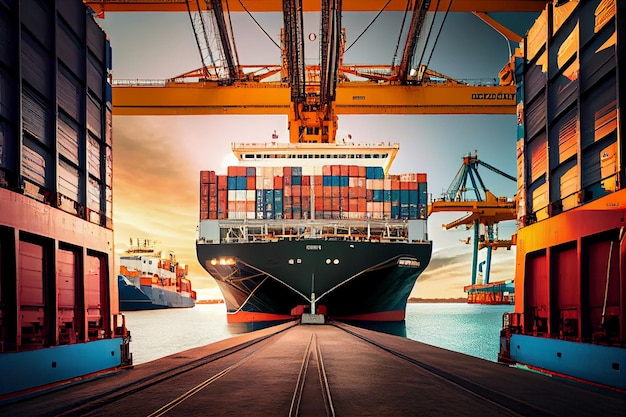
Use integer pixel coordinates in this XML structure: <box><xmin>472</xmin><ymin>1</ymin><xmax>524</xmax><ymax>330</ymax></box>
<box><xmin>428</xmin><ymin>151</ymin><xmax>517</xmax><ymax>296</ymax></box>
<box><xmin>83</xmin><ymin>0</ymin><xmax>550</xmax><ymax>144</ymax></box>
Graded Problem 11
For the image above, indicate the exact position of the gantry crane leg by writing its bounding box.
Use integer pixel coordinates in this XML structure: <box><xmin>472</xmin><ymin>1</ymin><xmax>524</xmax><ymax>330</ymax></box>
<box><xmin>484</xmin><ymin>225</ymin><xmax>494</xmax><ymax>285</ymax></box>
<box><xmin>471</xmin><ymin>219</ymin><xmax>479</xmax><ymax>286</ymax></box>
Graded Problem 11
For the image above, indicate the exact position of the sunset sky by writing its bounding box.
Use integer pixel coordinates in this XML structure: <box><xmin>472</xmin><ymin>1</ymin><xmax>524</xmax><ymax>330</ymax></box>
<box><xmin>99</xmin><ymin>9</ymin><xmax>538</xmax><ymax>300</ymax></box>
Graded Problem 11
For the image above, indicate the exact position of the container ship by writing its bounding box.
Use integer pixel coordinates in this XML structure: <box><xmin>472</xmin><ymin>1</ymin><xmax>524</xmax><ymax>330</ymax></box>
<box><xmin>0</xmin><ymin>0</ymin><xmax>131</xmax><ymax>398</ymax></box>
<box><xmin>118</xmin><ymin>239</ymin><xmax>196</xmax><ymax>310</ymax></box>
<box><xmin>498</xmin><ymin>0</ymin><xmax>626</xmax><ymax>391</ymax></box>
<box><xmin>196</xmin><ymin>141</ymin><xmax>432</xmax><ymax>324</ymax></box>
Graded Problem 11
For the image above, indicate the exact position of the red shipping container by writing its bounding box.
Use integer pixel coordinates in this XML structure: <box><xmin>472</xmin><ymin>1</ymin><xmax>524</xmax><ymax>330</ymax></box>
<box><xmin>340</xmin><ymin>186</ymin><xmax>348</xmax><ymax>197</ymax></box>
<box><xmin>283</xmin><ymin>166</ymin><xmax>291</xmax><ymax>177</ymax></box>
<box><xmin>323</xmin><ymin>197</ymin><xmax>332</xmax><ymax>211</ymax></box>
<box><xmin>209</xmin><ymin>183</ymin><xmax>217</xmax><ymax>196</ymax></box>
<box><xmin>322</xmin><ymin>165</ymin><xmax>332</xmax><ymax>176</ymax></box>
<box><xmin>302</xmin><ymin>196</ymin><xmax>310</xmax><ymax>211</ymax></box>
<box><xmin>200</xmin><ymin>170</ymin><xmax>210</xmax><ymax>184</ymax></box>
<box><xmin>323</xmin><ymin>185</ymin><xmax>331</xmax><ymax>197</ymax></box>
<box><xmin>200</xmin><ymin>196</ymin><xmax>209</xmax><ymax>211</ymax></box>
<box><xmin>359</xmin><ymin>166</ymin><xmax>366</xmax><ymax>177</ymax></box>
<box><xmin>237</xmin><ymin>166</ymin><xmax>247</xmax><ymax>177</ymax></box>
<box><xmin>400</xmin><ymin>181</ymin><xmax>409</xmax><ymax>190</ymax></box>
<box><xmin>201</xmin><ymin>184</ymin><xmax>209</xmax><ymax>197</ymax></box>
<box><xmin>331</xmin><ymin>197</ymin><xmax>340</xmax><ymax>211</ymax></box>
<box><xmin>200</xmin><ymin>211</ymin><xmax>209</xmax><ymax>220</ymax></box>
<box><xmin>293</xmin><ymin>196</ymin><xmax>301</xmax><ymax>207</ymax></box>
<box><xmin>284</xmin><ymin>210</ymin><xmax>293</xmax><ymax>220</ymax></box>
<box><xmin>227</xmin><ymin>166</ymin><xmax>237</xmax><ymax>176</ymax></box>
<box><xmin>209</xmin><ymin>200</ymin><xmax>217</xmax><ymax>212</ymax></box>
<box><xmin>274</xmin><ymin>176</ymin><xmax>283</xmax><ymax>189</ymax></box>
<box><xmin>417</xmin><ymin>173</ymin><xmax>427</xmax><ymax>183</ymax></box>
<box><xmin>409</xmin><ymin>180</ymin><xmax>418</xmax><ymax>190</ymax></box>
<box><xmin>366</xmin><ymin>189</ymin><xmax>373</xmax><ymax>202</ymax></box>
<box><xmin>314</xmin><ymin>175</ymin><xmax>323</xmax><ymax>186</ymax></box>
<box><xmin>331</xmin><ymin>187</ymin><xmax>340</xmax><ymax>198</ymax></box>
<box><xmin>315</xmin><ymin>197</ymin><xmax>323</xmax><ymax>211</ymax></box>
<box><xmin>218</xmin><ymin>175</ymin><xmax>228</xmax><ymax>190</ymax></box>
<box><xmin>314</xmin><ymin>185</ymin><xmax>323</xmax><ymax>197</ymax></box>
<box><xmin>302</xmin><ymin>175</ymin><xmax>310</xmax><ymax>186</ymax></box>
<box><xmin>292</xmin><ymin>185</ymin><xmax>301</xmax><ymax>197</ymax></box>
<box><xmin>302</xmin><ymin>185</ymin><xmax>310</xmax><ymax>197</ymax></box>
<box><xmin>331</xmin><ymin>165</ymin><xmax>340</xmax><ymax>176</ymax></box>
<box><xmin>284</xmin><ymin>175</ymin><xmax>292</xmax><ymax>187</ymax></box>
<box><xmin>209</xmin><ymin>212</ymin><xmax>217</xmax><ymax>219</ymax></box>
<box><xmin>349</xmin><ymin>200</ymin><xmax>358</xmax><ymax>212</ymax></box>
<box><xmin>247</xmin><ymin>176</ymin><xmax>255</xmax><ymax>190</ymax></box>
<box><xmin>392</xmin><ymin>179</ymin><xmax>400</xmax><ymax>190</ymax></box>
<box><xmin>349</xmin><ymin>165</ymin><xmax>359</xmax><ymax>177</ymax></box>
<box><xmin>284</xmin><ymin>186</ymin><xmax>292</xmax><ymax>197</ymax></box>
<box><xmin>340</xmin><ymin>165</ymin><xmax>349</xmax><ymax>176</ymax></box>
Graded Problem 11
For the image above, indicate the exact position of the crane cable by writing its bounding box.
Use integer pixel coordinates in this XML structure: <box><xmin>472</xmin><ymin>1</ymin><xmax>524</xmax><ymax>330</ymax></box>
<box><xmin>225</xmin><ymin>0</ymin><xmax>241</xmax><ymax>70</ymax></box>
<box><xmin>237</xmin><ymin>0</ymin><xmax>281</xmax><ymax>49</ymax></box>
<box><xmin>344</xmin><ymin>0</ymin><xmax>393</xmax><ymax>53</ymax></box>
<box><xmin>424</xmin><ymin>0</ymin><xmax>453</xmax><ymax>70</ymax></box>
<box><xmin>412</xmin><ymin>0</ymin><xmax>441</xmax><ymax>77</ymax></box>
<box><xmin>186</xmin><ymin>0</ymin><xmax>220</xmax><ymax>79</ymax></box>
<box><xmin>391</xmin><ymin>0</ymin><xmax>412</xmax><ymax>69</ymax></box>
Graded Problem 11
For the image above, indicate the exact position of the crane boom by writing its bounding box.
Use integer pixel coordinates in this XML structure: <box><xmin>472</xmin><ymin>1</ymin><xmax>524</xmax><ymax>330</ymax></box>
<box><xmin>209</xmin><ymin>0</ymin><xmax>240</xmax><ymax>83</ymax></box>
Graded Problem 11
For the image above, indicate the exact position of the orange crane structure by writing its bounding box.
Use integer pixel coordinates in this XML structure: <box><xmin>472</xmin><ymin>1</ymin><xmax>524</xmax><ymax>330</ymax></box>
<box><xmin>429</xmin><ymin>151</ymin><xmax>517</xmax><ymax>304</ymax></box>
<box><xmin>84</xmin><ymin>0</ymin><xmax>550</xmax><ymax>145</ymax></box>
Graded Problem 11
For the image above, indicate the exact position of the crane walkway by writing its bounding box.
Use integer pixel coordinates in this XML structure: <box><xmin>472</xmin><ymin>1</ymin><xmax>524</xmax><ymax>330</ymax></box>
<box><xmin>2</xmin><ymin>322</ymin><xmax>624</xmax><ymax>417</ymax></box>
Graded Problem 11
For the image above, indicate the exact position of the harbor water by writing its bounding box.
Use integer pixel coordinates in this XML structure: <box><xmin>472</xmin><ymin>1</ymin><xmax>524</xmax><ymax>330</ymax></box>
<box><xmin>124</xmin><ymin>303</ymin><xmax>513</xmax><ymax>365</ymax></box>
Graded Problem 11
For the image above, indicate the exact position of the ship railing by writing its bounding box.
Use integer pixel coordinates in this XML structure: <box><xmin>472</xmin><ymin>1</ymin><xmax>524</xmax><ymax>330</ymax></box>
<box><xmin>214</xmin><ymin>219</ymin><xmax>412</xmax><ymax>243</ymax></box>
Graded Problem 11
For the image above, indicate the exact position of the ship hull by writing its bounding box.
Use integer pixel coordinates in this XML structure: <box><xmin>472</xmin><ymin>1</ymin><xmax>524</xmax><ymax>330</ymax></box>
<box><xmin>118</xmin><ymin>276</ymin><xmax>196</xmax><ymax>310</ymax></box>
<box><xmin>197</xmin><ymin>239</ymin><xmax>432</xmax><ymax>323</ymax></box>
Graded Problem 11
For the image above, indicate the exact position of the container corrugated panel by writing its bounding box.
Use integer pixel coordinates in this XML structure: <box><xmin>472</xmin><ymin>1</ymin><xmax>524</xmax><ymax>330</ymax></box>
<box><xmin>22</xmin><ymin>86</ymin><xmax>51</xmax><ymax>147</ymax></box>
<box><xmin>88</xmin><ymin>136</ymin><xmax>101</xmax><ymax>180</ymax></box>
<box><xmin>579</xmin><ymin>0</ymin><xmax>615</xmax><ymax>46</ymax></box>
<box><xmin>57</xmin><ymin>67</ymin><xmax>82</xmax><ymax>121</ymax></box>
<box><xmin>87</xmin><ymin>177</ymin><xmax>101</xmax><ymax>212</ymax></box>
<box><xmin>580</xmin><ymin>20</ymin><xmax>616</xmax><ymax>91</ymax></box>
<box><xmin>548</xmin><ymin>14</ymin><xmax>578</xmax><ymax>81</ymax></box>
<box><xmin>105</xmin><ymin>146</ymin><xmax>112</xmax><ymax>187</ymax></box>
<box><xmin>21</xmin><ymin>31</ymin><xmax>51</xmax><ymax>98</ymax></box>
<box><xmin>550</xmin><ymin>108</ymin><xmax>578</xmax><ymax>165</ymax></box>
<box><xmin>523</xmin><ymin>54</ymin><xmax>546</xmax><ymax>104</ymax></box>
<box><xmin>526</xmin><ymin>8</ymin><xmax>548</xmax><ymax>62</ymax></box>
<box><xmin>87</xmin><ymin>55</ymin><xmax>104</xmax><ymax>99</ymax></box>
<box><xmin>0</xmin><ymin>5</ymin><xmax>17</xmax><ymax>66</ymax></box>
<box><xmin>22</xmin><ymin>144</ymin><xmax>46</xmax><ymax>186</ymax></box>
<box><xmin>528</xmin><ymin>133</ymin><xmax>547</xmax><ymax>183</ymax></box>
<box><xmin>530</xmin><ymin>182</ymin><xmax>549</xmax><ymax>220</ymax></box>
<box><xmin>87</xmin><ymin>96</ymin><xmax>102</xmax><ymax>138</ymax></box>
<box><xmin>0</xmin><ymin>67</ymin><xmax>17</xmax><ymax>121</ymax></box>
<box><xmin>57</xmin><ymin>0</ymin><xmax>86</xmax><ymax>40</ymax></box>
<box><xmin>58</xmin><ymin>158</ymin><xmax>80</xmax><ymax>202</ymax></box>
<box><xmin>552</xmin><ymin>1</ymin><xmax>578</xmax><ymax>34</ymax></box>
<box><xmin>581</xmin><ymin>79</ymin><xmax>616</xmax><ymax>149</ymax></box>
<box><xmin>524</xmin><ymin>93</ymin><xmax>547</xmax><ymax>140</ymax></box>
<box><xmin>57</xmin><ymin>113</ymin><xmax>79</xmax><ymax>165</ymax></box>
<box><xmin>57</xmin><ymin>19</ymin><xmax>83</xmax><ymax>76</ymax></box>
<box><xmin>547</xmin><ymin>62</ymin><xmax>578</xmax><ymax>118</ymax></box>
<box><xmin>87</xmin><ymin>15</ymin><xmax>105</xmax><ymax>61</ymax></box>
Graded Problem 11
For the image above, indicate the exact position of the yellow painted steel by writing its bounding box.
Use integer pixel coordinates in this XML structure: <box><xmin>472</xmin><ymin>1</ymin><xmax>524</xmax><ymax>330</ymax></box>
<box><xmin>84</xmin><ymin>0</ymin><xmax>549</xmax><ymax>13</ymax></box>
<box><xmin>112</xmin><ymin>82</ymin><xmax>516</xmax><ymax>116</ymax></box>
<box><xmin>428</xmin><ymin>191</ymin><xmax>517</xmax><ymax>229</ymax></box>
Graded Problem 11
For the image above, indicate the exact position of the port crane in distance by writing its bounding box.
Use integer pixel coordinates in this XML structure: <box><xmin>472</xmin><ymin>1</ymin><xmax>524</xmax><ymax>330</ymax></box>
<box><xmin>428</xmin><ymin>151</ymin><xmax>517</xmax><ymax>303</ymax></box>
<box><xmin>89</xmin><ymin>0</ymin><xmax>549</xmax><ymax>144</ymax></box>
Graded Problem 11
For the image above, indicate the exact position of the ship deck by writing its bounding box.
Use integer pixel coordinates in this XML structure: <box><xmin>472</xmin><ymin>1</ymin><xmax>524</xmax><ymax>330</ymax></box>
<box><xmin>2</xmin><ymin>323</ymin><xmax>624</xmax><ymax>416</ymax></box>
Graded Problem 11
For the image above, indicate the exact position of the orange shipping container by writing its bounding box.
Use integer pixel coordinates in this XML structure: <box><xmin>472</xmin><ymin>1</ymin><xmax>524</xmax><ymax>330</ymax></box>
<box><xmin>358</xmin><ymin>198</ymin><xmax>367</xmax><ymax>212</ymax></box>
<box><xmin>417</xmin><ymin>173</ymin><xmax>427</xmax><ymax>183</ymax></box>
<box><xmin>200</xmin><ymin>170</ymin><xmax>210</xmax><ymax>184</ymax></box>
<box><xmin>315</xmin><ymin>197</ymin><xmax>323</xmax><ymax>211</ymax></box>
<box><xmin>247</xmin><ymin>176</ymin><xmax>255</xmax><ymax>190</ymax></box>
<box><xmin>246</xmin><ymin>201</ymin><xmax>255</xmax><ymax>212</ymax></box>
<box><xmin>391</xmin><ymin>179</ymin><xmax>400</xmax><ymax>190</ymax></box>
<box><xmin>274</xmin><ymin>176</ymin><xmax>283</xmax><ymax>189</ymax></box>
<box><xmin>201</xmin><ymin>184</ymin><xmax>209</xmax><ymax>197</ymax></box>
<box><xmin>349</xmin><ymin>165</ymin><xmax>359</xmax><ymax>177</ymax></box>
<box><xmin>209</xmin><ymin>183</ymin><xmax>217</xmax><ymax>196</ymax></box>
<box><xmin>314</xmin><ymin>184</ymin><xmax>323</xmax><ymax>197</ymax></box>
<box><xmin>302</xmin><ymin>184</ymin><xmax>310</xmax><ymax>197</ymax></box>
<box><xmin>302</xmin><ymin>175</ymin><xmax>310</xmax><ymax>186</ymax></box>
<box><xmin>322</xmin><ymin>165</ymin><xmax>332</xmax><ymax>176</ymax></box>
<box><xmin>314</xmin><ymin>175</ymin><xmax>323</xmax><ymax>186</ymax></box>
<box><xmin>340</xmin><ymin>186</ymin><xmax>348</xmax><ymax>197</ymax></box>
<box><xmin>292</xmin><ymin>185</ymin><xmax>301</xmax><ymax>197</ymax></box>
<box><xmin>284</xmin><ymin>186</ymin><xmax>292</xmax><ymax>197</ymax></box>
<box><xmin>227</xmin><ymin>166</ymin><xmax>237</xmax><ymax>176</ymax></box>
<box><xmin>340</xmin><ymin>165</ymin><xmax>349</xmax><ymax>176</ymax></box>
<box><xmin>359</xmin><ymin>166</ymin><xmax>366</xmax><ymax>177</ymax></box>
<box><xmin>331</xmin><ymin>187</ymin><xmax>340</xmax><ymax>198</ymax></box>
<box><xmin>218</xmin><ymin>175</ymin><xmax>228</xmax><ymax>190</ymax></box>
<box><xmin>323</xmin><ymin>197</ymin><xmax>332</xmax><ymax>211</ymax></box>
<box><xmin>331</xmin><ymin>197</ymin><xmax>340</xmax><ymax>211</ymax></box>
<box><xmin>409</xmin><ymin>180</ymin><xmax>418</xmax><ymax>190</ymax></box>
<box><xmin>331</xmin><ymin>165</ymin><xmax>340</xmax><ymax>176</ymax></box>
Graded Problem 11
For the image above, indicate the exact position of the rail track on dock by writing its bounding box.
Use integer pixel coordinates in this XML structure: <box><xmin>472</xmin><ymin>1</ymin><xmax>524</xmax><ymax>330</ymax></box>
<box><xmin>3</xmin><ymin>322</ymin><xmax>624</xmax><ymax>417</ymax></box>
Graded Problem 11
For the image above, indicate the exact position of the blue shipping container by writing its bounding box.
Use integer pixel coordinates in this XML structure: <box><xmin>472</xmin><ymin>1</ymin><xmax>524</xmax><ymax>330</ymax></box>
<box><xmin>292</xmin><ymin>176</ymin><xmax>301</xmax><ymax>186</ymax></box>
<box><xmin>227</xmin><ymin>176</ymin><xmax>237</xmax><ymax>190</ymax></box>
<box><xmin>236</xmin><ymin>176</ymin><xmax>247</xmax><ymax>190</ymax></box>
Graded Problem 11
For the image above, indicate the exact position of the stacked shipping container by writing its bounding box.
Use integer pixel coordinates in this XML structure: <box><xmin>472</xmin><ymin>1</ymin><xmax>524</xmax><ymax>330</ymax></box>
<box><xmin>200</xmin><ymin>165</ymin><xmax>428</xmax><ymax>221</ymax></box>
<box><xmin>516</xmin><ymin>0</ymin><xmax>621</xmax><ymax>224</ymax></box>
